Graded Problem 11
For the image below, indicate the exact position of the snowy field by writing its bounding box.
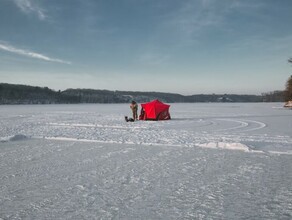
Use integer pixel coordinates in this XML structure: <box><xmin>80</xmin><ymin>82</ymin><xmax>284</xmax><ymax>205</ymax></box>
<box><xmin>0</xmin><ymin>103</ymin><xmax>291</xmax><ymax>219</ymax></box>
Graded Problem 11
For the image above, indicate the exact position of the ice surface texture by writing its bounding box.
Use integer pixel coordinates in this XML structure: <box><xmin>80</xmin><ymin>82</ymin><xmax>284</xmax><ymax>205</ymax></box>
<box><xmin>0</xmin><ymin>103</ymin><xmax>291</xmax><ymax>219</ymax></box>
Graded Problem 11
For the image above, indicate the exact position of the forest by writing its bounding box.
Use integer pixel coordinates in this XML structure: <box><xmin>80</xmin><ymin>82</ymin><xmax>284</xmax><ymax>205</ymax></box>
<box><xmin>0</xmin><ymin>82</ymin><xmax>284</xmax><ymax>104</ymax></box>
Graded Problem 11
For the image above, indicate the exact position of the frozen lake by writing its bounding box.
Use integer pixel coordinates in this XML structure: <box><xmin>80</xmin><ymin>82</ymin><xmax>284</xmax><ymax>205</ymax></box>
<box><xmin>0</xmin><ymin>103</ymin><xmax>291</xmax><ymax>219</ymax></box>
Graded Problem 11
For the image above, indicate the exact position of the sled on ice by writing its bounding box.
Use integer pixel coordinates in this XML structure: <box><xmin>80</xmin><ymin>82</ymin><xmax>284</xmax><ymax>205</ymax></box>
<box><xmin>284</xmin><ymin>101</ymin><xmax>292</xmax><ymax>108</ymax></box>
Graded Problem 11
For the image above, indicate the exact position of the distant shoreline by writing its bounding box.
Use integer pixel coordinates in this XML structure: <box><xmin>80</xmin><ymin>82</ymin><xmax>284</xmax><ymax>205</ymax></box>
<box><xmin>0</xmin><ymin>82</ymin><xmax>284</xmax><ymax>104</ymax></box>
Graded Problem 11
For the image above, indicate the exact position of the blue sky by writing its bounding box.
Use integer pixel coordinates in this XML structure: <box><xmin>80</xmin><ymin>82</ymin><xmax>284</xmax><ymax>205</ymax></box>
<box><xmin>0</xmin><ymin>0</ymin><xmax>292</xmax><ymax>95</ymax></box>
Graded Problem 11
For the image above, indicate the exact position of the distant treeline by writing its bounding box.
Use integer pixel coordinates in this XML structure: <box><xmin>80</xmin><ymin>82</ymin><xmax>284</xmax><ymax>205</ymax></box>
<box><xmin>0</xmin><ymin>83</ymin><xmax>284</xmax><ymax>104</ymax></box>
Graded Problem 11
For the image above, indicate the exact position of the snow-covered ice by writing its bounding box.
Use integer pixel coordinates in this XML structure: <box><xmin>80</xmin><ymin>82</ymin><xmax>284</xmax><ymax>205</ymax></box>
<box><xmin>0</xmin><ymin>103</ymin><xmax>291</xmax><ymax>219</ymax></box>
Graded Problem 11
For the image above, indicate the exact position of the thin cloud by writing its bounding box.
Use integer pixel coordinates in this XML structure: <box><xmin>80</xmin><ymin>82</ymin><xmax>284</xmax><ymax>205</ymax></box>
<box><xmin>163</xmin><ymin>0</ymin><xmax>224</xmax><ymax>42</ymax></box>
<box><xmin>139</xmin><ymin>53</ymin><xmax>170</xmax><ymax>66</ymax></box>
<box><xmin>0</xmin><ymin>43</ymin><xmax>71</xmax><ymax>65</ymax></box>
<box><xmin>163</xmin><ymin>0</ymin><xmax>266</xmax><ymax>43</ymax></box>
<box><xmin>13</xmin><ymin>0</ymin><xmax>46</xmax><ymax>20</ymax></box>
<box><xmin>229</xmin><ymin>0</ymin><xmax>265</xmax><ymax>10</ymax></box>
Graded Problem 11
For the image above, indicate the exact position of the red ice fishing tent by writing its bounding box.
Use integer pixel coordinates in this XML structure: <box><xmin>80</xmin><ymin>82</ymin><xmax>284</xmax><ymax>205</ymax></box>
<box><xmin>139</xmin><ymin>99</ymin><xmax>171</xmax><ymax>120</ymax></box>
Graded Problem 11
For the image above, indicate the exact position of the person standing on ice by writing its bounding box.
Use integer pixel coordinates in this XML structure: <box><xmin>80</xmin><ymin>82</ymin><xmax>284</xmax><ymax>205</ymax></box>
<box><xmin>130</xmin><ymin>100</ymin><xmax>138</xmax><ymax>120</ymax></box>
